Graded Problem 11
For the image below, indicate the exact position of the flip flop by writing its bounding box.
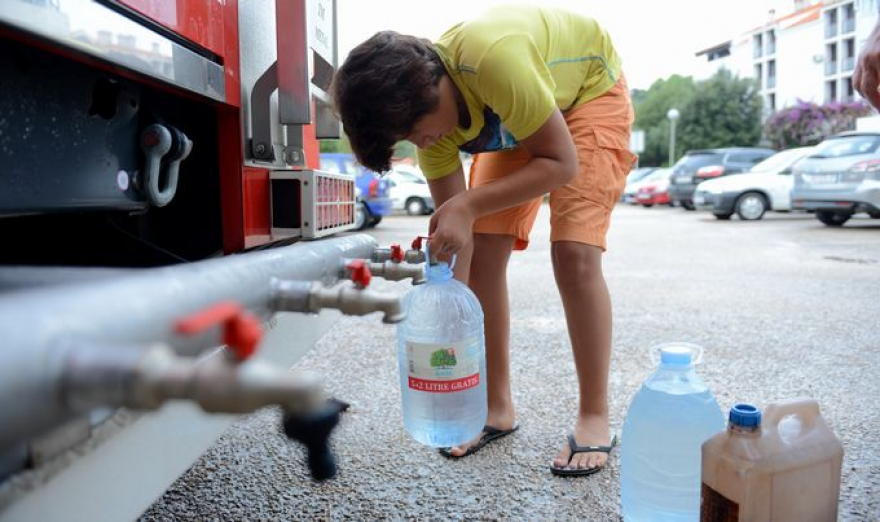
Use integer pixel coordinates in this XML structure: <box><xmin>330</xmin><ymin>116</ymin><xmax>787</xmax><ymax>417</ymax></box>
<box><xmin>550</xmin><ymin>433</ymin><xmax>618</xmax><ymax>477</ymax></box>
<box><xmin>439</xmin><ymin>425</ymin><xmax>520</xmax><ymax>459</ymax></box>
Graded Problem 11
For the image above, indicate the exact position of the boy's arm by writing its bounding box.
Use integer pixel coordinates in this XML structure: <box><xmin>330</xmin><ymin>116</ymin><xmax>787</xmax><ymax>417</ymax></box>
<box><xmin>428</xmin><ymin>110</ymin><xmax>578</xmax><ymax>257</ymax></box>
<box><xmin>426</xmin><ymin>166</ymin><xmax>473</xmax><ymax>282</ymax></box>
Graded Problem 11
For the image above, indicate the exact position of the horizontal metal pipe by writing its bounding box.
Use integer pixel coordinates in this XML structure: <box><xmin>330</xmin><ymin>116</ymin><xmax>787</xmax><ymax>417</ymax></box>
<box><xmin>0</xmin><ymin>234</ymin><xmax>376</xmax><ymax>453</ymax></box>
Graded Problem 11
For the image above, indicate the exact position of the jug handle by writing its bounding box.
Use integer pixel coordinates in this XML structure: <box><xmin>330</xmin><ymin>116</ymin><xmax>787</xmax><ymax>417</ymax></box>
<box><xmin>424</xmin><ymin>240</ymin><xmax>456</xmax><ymax>270</ymax></box>
<box><xmin>763</xmin><ymin>398</ymin><xmax>820</xmax><ymax>430</ymax></box>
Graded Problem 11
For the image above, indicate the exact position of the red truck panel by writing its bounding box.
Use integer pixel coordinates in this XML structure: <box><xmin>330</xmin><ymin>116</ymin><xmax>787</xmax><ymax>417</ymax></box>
<box><xmin>119</xmin><ymin>0</ymin><xmax>226</xmax><ymax>57</ymax></box>
<box><xmin>119</xmin><ymin>0</ymin><xmax>241</xmax><ymax>106</ymax></box>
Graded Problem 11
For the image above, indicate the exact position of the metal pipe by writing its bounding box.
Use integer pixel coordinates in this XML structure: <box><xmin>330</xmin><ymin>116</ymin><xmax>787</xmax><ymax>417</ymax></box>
<box><xmin>0</xmin><ymin>234</ymin><xmax>376</xmax><ymax>453</ymax></box>
<box><xmin>61</xmin><ymin>344</ymin><xmax>325</xmax><ymax>415</ymax></box>
<box><xmin>362</xmin><ymin>260</ymin><xmax>426</xmax><ymax>285</ymax></box>
<box><xmin>272</xmin><ymin>280</ymin><xmax>405</xmax><ymax>324</ymax></box>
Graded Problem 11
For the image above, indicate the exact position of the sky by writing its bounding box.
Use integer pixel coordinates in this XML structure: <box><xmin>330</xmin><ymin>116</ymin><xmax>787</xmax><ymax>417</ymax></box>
<box><xmin>336</xmin><ymin>0</ymin><xmax>790</xmax><ymax>91</ymax></box>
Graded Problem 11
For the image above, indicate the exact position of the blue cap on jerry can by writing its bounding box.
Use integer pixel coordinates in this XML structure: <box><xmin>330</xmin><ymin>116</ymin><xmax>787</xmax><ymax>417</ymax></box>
<box><xmin>729</xmin><ymin>403</ymin><xmax>762</xmax><ymax>428</ymax></box>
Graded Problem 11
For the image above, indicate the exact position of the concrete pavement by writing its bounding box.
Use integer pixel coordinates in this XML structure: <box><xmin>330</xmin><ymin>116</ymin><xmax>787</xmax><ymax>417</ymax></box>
<box><xmin>142</xmin><ymin>204</ymin><xmax>880</xmax><ymax>520</ymax></box>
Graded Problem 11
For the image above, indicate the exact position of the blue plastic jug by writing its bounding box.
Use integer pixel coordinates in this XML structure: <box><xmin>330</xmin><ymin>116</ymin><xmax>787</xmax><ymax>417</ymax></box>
<box><xmin>620</xmin><ymin>343</ymin><xmax>725</xmax><ymax>521</ymax></box>
<box><xmin>395</xmin><ymin>257</ymin><xmax>487</xmax><ymax>447</ymax></box>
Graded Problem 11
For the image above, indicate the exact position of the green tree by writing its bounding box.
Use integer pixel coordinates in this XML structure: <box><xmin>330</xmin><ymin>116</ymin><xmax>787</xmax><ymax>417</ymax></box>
<box><xmin>632</xmin><ymin>75</ymin><xmax>696</xmax><ymax>167</ymax></box>
<box><xmin>319</xmin><ymin>134</ymin><xmax>351</xmax><ymax>153</ymax></box>
<box><xmin>677</xmin><ymin>69</ymin><xmax>763</xmax><ymax>156</ymax></box>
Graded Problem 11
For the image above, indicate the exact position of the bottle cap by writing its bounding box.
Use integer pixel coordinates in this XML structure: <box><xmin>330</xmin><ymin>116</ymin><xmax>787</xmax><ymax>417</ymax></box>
<box><xmin>426</xmin><ymin>261</ymin><xmax>453</xmax><ymax>282</ymax></box>
<box><xmin>729</xmin><ymin>403</ymin><xmax>762</xmax><ymax>428</ymax></box>
<box><xmin>659</xmin><ymin>344</ymin><xmax>694</xmax><ymax>365</ymax></box>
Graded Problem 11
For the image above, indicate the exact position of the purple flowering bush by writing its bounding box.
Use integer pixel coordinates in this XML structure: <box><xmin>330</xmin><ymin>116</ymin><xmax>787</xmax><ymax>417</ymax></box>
<box><xmin>764</xmin><ymin>99</ymin><xmax>872</xmax><ymax>149</ymax></box>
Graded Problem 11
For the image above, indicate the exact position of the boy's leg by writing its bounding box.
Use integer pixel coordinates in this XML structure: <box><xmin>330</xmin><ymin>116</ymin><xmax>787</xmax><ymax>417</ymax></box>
<box><xmin>549</xmin><ymin>75</ymin><xmax>634</xmax><ymax>470</ymax></box>
<box><xmin>447</xmin><ymin>149</ymin><xmax>541</xmax><ymax>457</ymax></box>
<box><xmin>550</xmin><ymin>242</ymin><xmax>613</xmax><ymax>470</ymax></box>
<box><xmin>446</xmin><ymin>233</ymin><xmax>516</xmax><ymax>456</ymax></box>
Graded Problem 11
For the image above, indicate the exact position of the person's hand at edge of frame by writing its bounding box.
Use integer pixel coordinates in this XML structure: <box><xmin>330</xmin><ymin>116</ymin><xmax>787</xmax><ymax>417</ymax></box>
<box><xmin>854</xmin><ymin>22</ymin><xmax>880</xmax><ymax>111</ymax></box>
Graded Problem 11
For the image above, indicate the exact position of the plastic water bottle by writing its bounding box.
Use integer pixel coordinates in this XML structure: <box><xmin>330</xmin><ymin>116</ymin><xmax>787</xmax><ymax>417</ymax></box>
<box><xmin>620</xmin><ymin>343</ymin><xmax>725</xmax><ymax>522</ymax></box>
<box><xmin>396</xmin><ymin>257</ymin><xmax>487</xmax><ymax>447</ymax></box>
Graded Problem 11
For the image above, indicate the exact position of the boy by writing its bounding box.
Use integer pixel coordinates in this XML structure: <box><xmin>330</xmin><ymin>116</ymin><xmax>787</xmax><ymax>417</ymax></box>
<box><xmin>333</xmin><ymin>5</ymin><xmax>634</xmax><ymax>475</ymax></box>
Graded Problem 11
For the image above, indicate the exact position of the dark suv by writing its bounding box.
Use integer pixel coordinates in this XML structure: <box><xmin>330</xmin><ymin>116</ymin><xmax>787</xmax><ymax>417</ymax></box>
<box><xmin>668</xmin><ymin>148</ymin><xmax>776</xmax><ymax>209</ymax></box>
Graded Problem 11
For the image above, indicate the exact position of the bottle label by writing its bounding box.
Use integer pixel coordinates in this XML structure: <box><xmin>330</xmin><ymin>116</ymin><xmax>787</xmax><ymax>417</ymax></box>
<box><xmin>406</xmin><ymin>338</ymin><xmax>480</xmax><ymax>393</ymax></box>
<box><xmin>701</xmin><ymin>483</ymin><xmax>739</xmax><ymax>522</ymax></box>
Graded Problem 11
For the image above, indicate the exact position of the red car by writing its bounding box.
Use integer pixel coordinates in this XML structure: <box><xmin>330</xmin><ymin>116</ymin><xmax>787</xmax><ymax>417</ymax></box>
<box><xmin>635</xmin><ymin>168</ymin><xmax>673</xmax><ymax>207</ymax></box>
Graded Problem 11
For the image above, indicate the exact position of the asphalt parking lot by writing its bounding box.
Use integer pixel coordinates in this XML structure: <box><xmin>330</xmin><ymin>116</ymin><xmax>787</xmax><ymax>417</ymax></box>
<box><xmin>143</xmin><ymin>204</ymin><xmax>880</xmax><ymax>520</ymax></box>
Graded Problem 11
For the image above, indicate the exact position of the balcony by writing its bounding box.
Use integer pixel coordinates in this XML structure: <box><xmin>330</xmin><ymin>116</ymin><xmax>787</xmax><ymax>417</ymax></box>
<box><xmin>767</xmin><ymin>76</ymin><xmax>777</xmax><ymax>89</ymax></box>
<box><xmin>842</xmin><ymin>18</ymin><xmax>855</xmax><ymax>34</ymax></box>
<box><xmin>826</xmin><ymin>60</ymin><xmax>838</xmax><ymax>76</ymax></box>
<box><xmin>767</xmin><ymin>41</ymin><xmax>776</xmax><ymax>55</ymax></box>
<box><xmin>826</xmin><ymin>23</ymin><xmax>838</xmax><ymax>39</ymax></box>
<box><xmin>843</xmin><ymin>57</ymin><xmax>855</xmax><ymax>72</ymax></box>
<box><xmin>753</xmin><ymin>46</ymin><xmax>763</xmax><ymax>59</ymax></box>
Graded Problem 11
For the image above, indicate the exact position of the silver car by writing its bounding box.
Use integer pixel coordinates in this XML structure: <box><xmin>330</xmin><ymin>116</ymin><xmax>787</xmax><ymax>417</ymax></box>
<box><xmin>791</xmin><ymin>132</ymin><xmax>880</xmax><ymax>226</ymax></box>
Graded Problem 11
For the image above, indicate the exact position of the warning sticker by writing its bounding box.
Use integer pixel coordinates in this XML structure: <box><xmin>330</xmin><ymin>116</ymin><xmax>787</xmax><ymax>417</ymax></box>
<box><xmin>406</xmin><ymin>338</ymin><xmax>480</xmax><ymax>393</ymax></box>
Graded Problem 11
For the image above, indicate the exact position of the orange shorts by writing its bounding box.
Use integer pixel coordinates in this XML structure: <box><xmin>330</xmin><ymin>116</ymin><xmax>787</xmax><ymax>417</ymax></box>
<box><xmin>469</xmin><ymin>75</ymin><xmax>636</xmax><ymax>251</ymax></box>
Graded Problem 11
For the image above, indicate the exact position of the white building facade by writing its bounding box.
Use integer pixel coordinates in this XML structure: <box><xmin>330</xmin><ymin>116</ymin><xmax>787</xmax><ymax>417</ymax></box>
<box><xmin>695</xmin><ymin>0</ymin><xmax>880</xmax><ymax>114</ymax></box>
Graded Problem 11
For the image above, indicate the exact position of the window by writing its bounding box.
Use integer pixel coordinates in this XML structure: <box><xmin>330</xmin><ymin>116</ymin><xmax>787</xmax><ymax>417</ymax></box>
<box><xmin>826</xmin><ymin>43</ymin><xmax>838</xmax><ymax>76</ymax></box>
<box><xmin>753</xmin><ymin>34</ymin><xmax>763</xmax><ymax>58</ymax></box>
<box><xmin>767</xmin><ymin>30</ymin><xmax>776</xmax><ymax>55</ymax></box>
<box><xmin>768</xmin><ymin>93</ymin><xmax>776</xmax><ymax>111</ymax></box>
<box><xmin>826</xmin><ymin>80</ymin><xmax>838</xmax><ymax>102</ymax></box>
<box><xmin>810</xmin><ymin>135</ymin><xmax>880</xmax><ymax>158</ymax></box>
<box><xmin>842</xmin><ymin>3</ymin><xmax>855</xmax><ymax>33</ymax></box>
<box><xmin>767</xmin><ymin>60</ymin><xmax>777</xmax><ymax>89</ymax></box>
<box><xmin>843</xmin><ymin>76</ymin><xmax>855</xmax><ymax>102</ymax></box>
<box><xmin>844</xmin><ymin>38</ymin><xmax>856</xmax><ymax>72</ymax></box>
<box><xmin>728</xmin><ymin>152</ymin><xmax>772</xmax><ymax>165</ymax></box>
<box><xmin>825</xmin><ymin>9</ymin><xmax>838</xmax><ymax>39</ymax></box>
<box><xmin>754</xmin><ymin>63</ymin><xmax>763</xmax><ymax>86</ymax></box>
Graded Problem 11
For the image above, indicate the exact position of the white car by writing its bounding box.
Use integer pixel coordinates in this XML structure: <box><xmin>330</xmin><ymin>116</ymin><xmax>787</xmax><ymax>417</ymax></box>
<box><xmin>692</xmin><ymin>146</ymin><xmax>815</xmax><ymax>220</ymax></box>
<box><xmin>386</xmin><ymin>165</ymin><xmax>435</xmax><ymax>215</ymax></box>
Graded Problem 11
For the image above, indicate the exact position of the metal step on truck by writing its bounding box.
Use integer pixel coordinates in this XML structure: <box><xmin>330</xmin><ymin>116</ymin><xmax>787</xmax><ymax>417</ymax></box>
<box><xmin>0</xmin><ymin>1</ymin><xmax>426</xmax><ymax>520</ymax></box>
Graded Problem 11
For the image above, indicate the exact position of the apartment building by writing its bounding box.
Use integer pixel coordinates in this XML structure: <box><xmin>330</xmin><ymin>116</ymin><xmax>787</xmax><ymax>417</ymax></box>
<box><xmin>695</xmin><ymin>0</ymin><xmax>879</xmax><ymax>113</ymax></box>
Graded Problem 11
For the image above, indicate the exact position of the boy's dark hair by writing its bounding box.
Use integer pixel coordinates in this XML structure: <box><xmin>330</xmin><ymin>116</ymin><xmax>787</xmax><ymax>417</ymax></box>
<box><xmin>331</xmin><ymin>31</ymin><xmax>446</xmax><ymax>172</ymax></box>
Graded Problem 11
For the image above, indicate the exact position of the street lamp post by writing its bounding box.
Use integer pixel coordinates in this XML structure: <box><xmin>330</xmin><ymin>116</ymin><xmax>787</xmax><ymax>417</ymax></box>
<box><xmin>667</xmin><ymin>108</ymin><xmax>680</xmax><ymax>167</ymax></box>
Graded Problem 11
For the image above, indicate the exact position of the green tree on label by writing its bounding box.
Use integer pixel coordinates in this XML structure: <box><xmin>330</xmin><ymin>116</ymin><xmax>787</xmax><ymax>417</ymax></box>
<box><xmin>430</xmin><ymin>348</ymin><xmax>457</xmax><ymax>368</ymax></box>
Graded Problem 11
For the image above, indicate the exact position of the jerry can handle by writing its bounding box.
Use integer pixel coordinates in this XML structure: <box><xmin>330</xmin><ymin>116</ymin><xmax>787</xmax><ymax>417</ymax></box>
<box><xmin>763</xmin><ymin>398</ymin><xmax>821</xmax><ymax>428</ymax></box>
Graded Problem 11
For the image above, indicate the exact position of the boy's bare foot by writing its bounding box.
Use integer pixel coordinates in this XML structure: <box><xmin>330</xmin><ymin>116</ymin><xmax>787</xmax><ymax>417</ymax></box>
<box><xmin>552</xmin><ymin>414</ymin><xmax>613</xmax><ymax>471</ymax></box>
<box><xmin>445</xmin><ymin>409</ymin><xmax>516</xmax><ymax>457</ymax></box>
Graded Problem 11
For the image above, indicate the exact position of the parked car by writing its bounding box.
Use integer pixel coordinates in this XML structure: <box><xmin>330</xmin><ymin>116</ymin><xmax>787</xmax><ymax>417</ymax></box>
<box><xmin>693</xmin><ymin>146</ymin><xmax>815</xmax><ymax>220</ymax></box>
<box><xmin>320</xmin><ymin>153</ymin><xmax>392</xmax><ymax>229</ymax></box>
<box><xmin>634</xmin><ymin>168</ymin><xmax>673</xmax><ymax>207</ymax></box>
<box><xmin>622</xmin><ymin>167</ymin><xmax>658</xmax><ymax>203</ymax></box>
<box><xmin>668</xmin><ymin>147</ymin><xmax>777</xmax><ymax>210</ymax></box>
<box><xmin>386</xmin><ymin>164</ymin><xmax>435</xmax><ymax>215</ymax></box>
<box><xmin>791</xmin><ymin>132</ymin><xmax>880</xmax><ymax>226</ymax></box>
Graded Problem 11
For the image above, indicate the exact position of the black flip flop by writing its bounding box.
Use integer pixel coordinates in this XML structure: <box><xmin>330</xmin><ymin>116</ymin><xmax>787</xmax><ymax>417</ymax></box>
<box><xmin>550</xmin><ymin>434</ymin><xmax>618</xmax><ymax>477</ymax></box>
<box><xmin>439</xmin><ymin>425</ymin><xmax>519</xmax><ymax>459</ymax></box>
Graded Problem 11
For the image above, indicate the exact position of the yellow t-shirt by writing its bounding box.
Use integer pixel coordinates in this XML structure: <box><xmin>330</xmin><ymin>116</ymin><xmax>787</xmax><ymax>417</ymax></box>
<box><xmin>417</xmin><ymin>5</ymin><xmax>622</xmax><ymax>180</ymax></box>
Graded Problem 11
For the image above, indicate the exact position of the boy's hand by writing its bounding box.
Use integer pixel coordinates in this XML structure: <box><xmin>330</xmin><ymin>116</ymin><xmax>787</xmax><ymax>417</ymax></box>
<box><xmin>428</xmin><ymin>192</ymin><xmax>475</xmax><ymax>259</ymax></box>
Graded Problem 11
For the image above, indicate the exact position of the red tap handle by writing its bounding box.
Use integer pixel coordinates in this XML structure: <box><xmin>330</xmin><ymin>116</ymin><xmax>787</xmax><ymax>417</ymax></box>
<box><xmin>346</xmin><ymin>259</ymin><xmax>372</xmax><ymax>288</ymax></box>
<box><xmin>411</xmin><ymin>235</ymin><xmax>432</xmax><ymax>251</ymax></box>
<box><xmin>175</xmin><ymin>301</ymin><xmax>262</xmax><ymax>361</ymax></box>
<box><xmin>390</xmin><ymin>243</ymin><xmax>405</xmax><ymax>263</ymax></box>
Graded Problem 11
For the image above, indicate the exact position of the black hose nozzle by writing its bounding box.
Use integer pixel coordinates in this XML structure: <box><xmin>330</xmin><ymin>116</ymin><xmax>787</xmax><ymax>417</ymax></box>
<box><xmin>281</xmin><ymin>399</ymin><xmax>346</xmax><ymax>481</ymax></box>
